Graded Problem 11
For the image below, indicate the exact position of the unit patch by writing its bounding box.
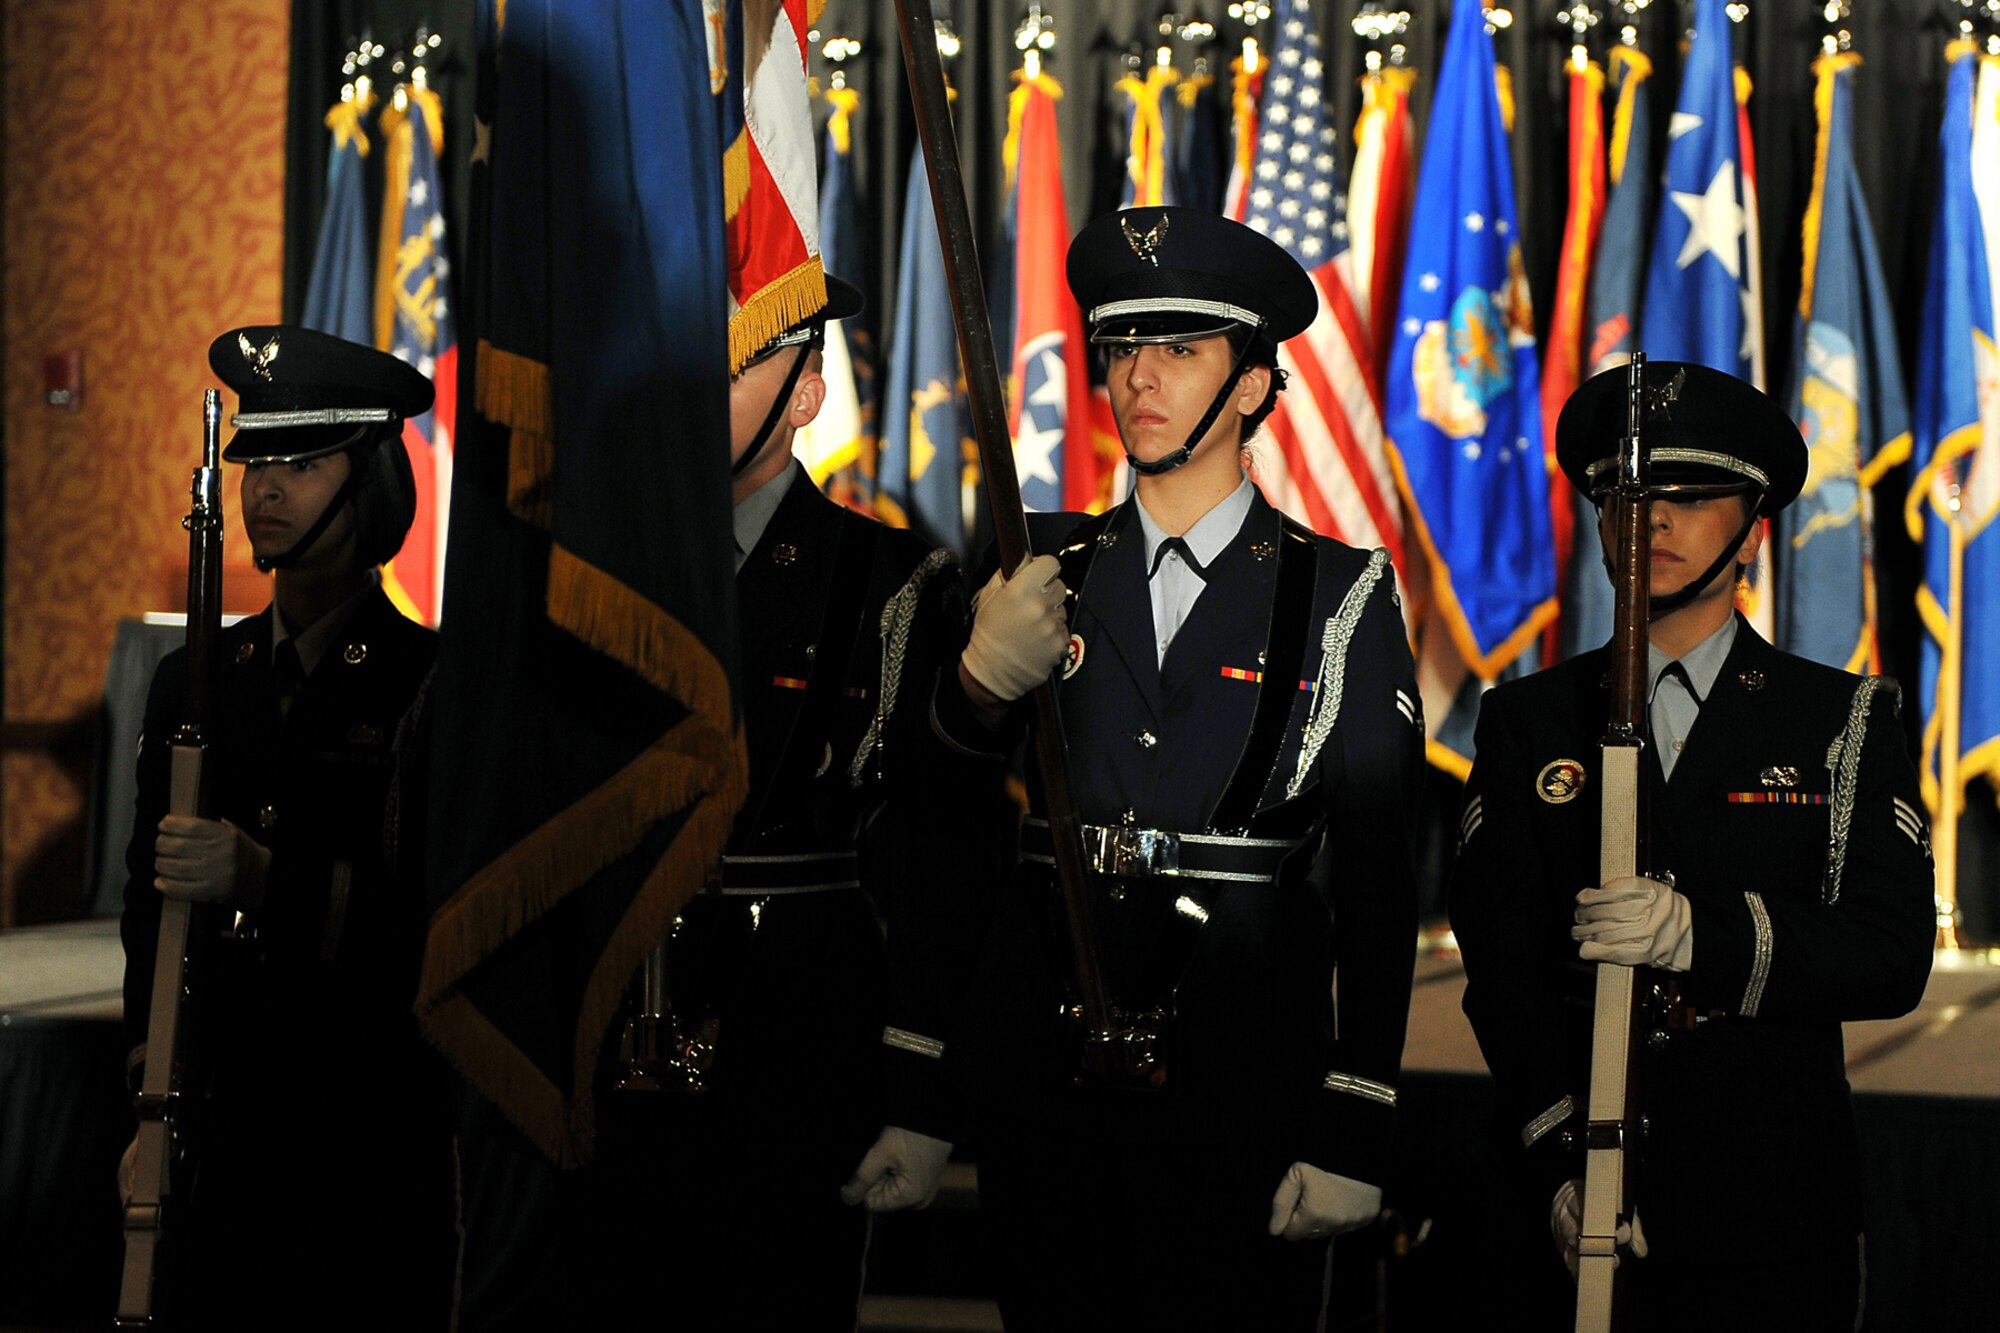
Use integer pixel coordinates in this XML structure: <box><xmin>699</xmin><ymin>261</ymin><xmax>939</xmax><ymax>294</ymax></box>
<box><xmin>1536</xmin><ymin>759</ymin><xmax>1588</xmax><ymax>804</ymax></box>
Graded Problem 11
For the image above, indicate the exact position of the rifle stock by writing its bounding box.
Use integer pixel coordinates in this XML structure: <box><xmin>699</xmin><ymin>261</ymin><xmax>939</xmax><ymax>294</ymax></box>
<box><xmin>1575</xmin><ymin>356</ymin><xmax>1652</xmax><ymax>1332</ymax></box>
<box><xmin>118</xmin><ymin>389</ymin><xmax>225</xmax><ymax>1327</ymax></box>
<box><xmin>888</xmin><ymin>0</ymin><xmax>1116</xmax><ymax>1052</ymax></box>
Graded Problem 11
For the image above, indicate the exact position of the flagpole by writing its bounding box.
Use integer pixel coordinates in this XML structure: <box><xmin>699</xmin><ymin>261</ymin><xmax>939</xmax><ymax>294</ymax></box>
<box><xmin>889</xmin><ymin>0</ymin><xmax>1116</xmax><ymax>1051</ymax></box>
<box><xmin>1936</xmin><ymin>517</ymin><xmax>1965</xmax><ymax>950</ymax></box>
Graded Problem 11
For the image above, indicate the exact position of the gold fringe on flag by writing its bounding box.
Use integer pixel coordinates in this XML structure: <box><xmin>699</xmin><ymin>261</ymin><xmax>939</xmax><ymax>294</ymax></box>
<box><xmin>476</xmin><ymin>339</ymin><xmax>556</xmax><ymax>529</ymax></box>
<box><xmin>729</xmin><ymin>256</ymin><xmax>828</xmax><ymax>373</ymax></box>
<box><xmin>1003</xmin><ymin>70</ymin><xmax>1064</xmax><ymax>193</ymax></box>
<box><xmin>419</xmin><ymin>708</ymin><xmax>746</xmax><ymax>1165</ymax></box>
<box><xmin>1494</xmin><ymin>65</ymin><xmax>1516</xmax><ymax>136</ymax></box>
<box><xmin>1606</xmin><ymin>47</ymin><xmax>1652</xmax><ymax>184</ymax></box>
<box><xmin>723</xmin><ymin>128</ymin><xmax>752</xmax><ymax>222</ymax></box>
<box><xmin>1798</xmin><ymin>53</ymin><xmax>1862</xmax><ymax>323</ymax></box>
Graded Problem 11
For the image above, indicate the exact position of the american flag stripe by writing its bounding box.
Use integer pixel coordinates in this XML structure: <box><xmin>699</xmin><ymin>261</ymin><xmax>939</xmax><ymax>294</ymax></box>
<box><xmin>1240</xmin><ymin>0</ymin><xmax>1403</xmax><ymax>572</ymax></box>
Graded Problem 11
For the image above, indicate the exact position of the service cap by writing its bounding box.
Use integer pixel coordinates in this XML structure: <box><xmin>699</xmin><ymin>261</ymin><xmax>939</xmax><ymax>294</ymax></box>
<box><xmin>1067</xmin><ymin>206</ymin><xmax>1317</xmax><ymax>348</ymax></box>
<box><xmin>210</xmin><ymin>325</ymin><xmax>435</xmax><ymax>463</ymax></box>
<box><xmin>1555</xmin><ymin>360</ymin><xmax>1807</xmax><ymax>515</ymax></box>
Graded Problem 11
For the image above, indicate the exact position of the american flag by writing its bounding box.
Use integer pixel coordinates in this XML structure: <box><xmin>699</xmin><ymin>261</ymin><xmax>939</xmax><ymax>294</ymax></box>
<box><xmin>1240</xmin><ymin>0</ymin><xmax>1403</xmax><ymax>569</ymax></box>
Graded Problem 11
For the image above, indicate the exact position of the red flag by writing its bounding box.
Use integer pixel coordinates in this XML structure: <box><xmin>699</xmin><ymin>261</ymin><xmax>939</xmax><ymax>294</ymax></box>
<box><xmin>723</xmin><ymin>0</ymin><xmax>825</xmax><ymax>371</ymax></box>
<box><xmin>1005</xmin><ymin>71</ymin><xmax>1109</xmax><ymax>513</ymax></box>
<box><xmin>1540</xmin><ymin>56</ymin><xmax>1606</xmax><ymax>660</ymax></box>
<box><xmin>1346</xmin><ymin>65</ymin><xmax>1416</xmax><ymax>383</ymax></box>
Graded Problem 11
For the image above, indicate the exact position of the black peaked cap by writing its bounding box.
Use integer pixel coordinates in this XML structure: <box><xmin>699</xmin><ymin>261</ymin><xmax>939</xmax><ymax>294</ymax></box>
<box><xmin>1556</xmin><ymin>360</ymin><xmax>1807</xmax><ymax>516</ymax></box>
<box><xmin>1067</xmin><ymin>206</ymin><xmax>1318</xmax><ymax>345</ymax></box>
<box><xmin>210</xmin><ymin>324</ymin><xmax>435</xmax><ymax>462</ymax></box>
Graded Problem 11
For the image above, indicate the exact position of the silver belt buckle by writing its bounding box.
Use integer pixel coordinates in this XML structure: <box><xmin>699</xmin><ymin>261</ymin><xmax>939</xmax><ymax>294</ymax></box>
<box><xmin>1089</xmin><ymin>826</ymin><xmax>1180</xmax><ymax>877</ymax></box>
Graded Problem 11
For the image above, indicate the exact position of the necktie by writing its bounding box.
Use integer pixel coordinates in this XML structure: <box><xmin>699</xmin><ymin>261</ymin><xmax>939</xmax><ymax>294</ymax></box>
<box><xmin>1149</xmin><ymin>536</ymin><xmax>1206</xmax><ymax>580</ymax></box>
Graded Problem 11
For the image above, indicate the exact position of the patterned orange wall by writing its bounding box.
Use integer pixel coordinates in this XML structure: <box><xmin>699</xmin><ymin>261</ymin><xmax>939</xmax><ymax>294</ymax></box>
<box><xmin>4</xmin><ymin>1</ymin><xmax>289</xmax><ymax>923</ymax></box>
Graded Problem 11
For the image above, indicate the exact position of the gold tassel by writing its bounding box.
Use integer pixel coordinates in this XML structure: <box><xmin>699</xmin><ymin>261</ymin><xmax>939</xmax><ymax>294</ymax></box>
<box><xmin>729</xmin><ymin>257</ymin><xmax>828</xmax><ymax>373</ymax></box>
<box><xmin>826</xmin><ymin>84</ymin><xmax>859</xmax><ymax>156</ymax></box>
<box><xmin>545</xmin><ymin>544</ymin><xmax>737</xmax><ymax>728</ymax></box>
<box><xmin>1494</xmin><ymin>65</ymin><xmax>1516</xmax><ymax>137</ymax></box>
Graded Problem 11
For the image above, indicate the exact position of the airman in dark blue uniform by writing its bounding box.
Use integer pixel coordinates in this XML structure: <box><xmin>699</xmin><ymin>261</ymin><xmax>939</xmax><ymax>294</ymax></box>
<box><xmin>120</xmin><ymin>327</ymin><xmax>453</xmax><ymax>1330</ymax></box>
<box><xmin>935</xmin><ymin>207</ymin><xmax>1426</xmax><ymax>1330</ymax></box>
<box><xmin>1449</xmin><ymin>362</ymin><xmax>1935</xmax><ymax>1329</ymax></box>
<box><xmin>572</xmin><ymin>279</ymin><xmax>994</xmax><ymax>1330</ymax></box>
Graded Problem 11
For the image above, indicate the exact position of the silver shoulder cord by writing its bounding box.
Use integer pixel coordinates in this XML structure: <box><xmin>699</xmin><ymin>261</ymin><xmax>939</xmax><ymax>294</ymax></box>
<box><xmin>1822</xmin><ymin>675</ymin><xmax>1889</xmax><ymax>906</ymax></box>
<box><xmin>851</xmin><ymin>548</ymin><xmax>958</xmax><ymax>788</ymax></box>
<box><xmin>1287</xmin><ymin>547</ymin><xmax>1391</xmax><ymax>799</ymax></box>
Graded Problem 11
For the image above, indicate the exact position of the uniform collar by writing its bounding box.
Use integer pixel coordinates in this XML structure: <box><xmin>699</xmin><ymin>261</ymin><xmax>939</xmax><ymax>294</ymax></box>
<box><xmin>734</xmin><ymin>458</ymin><xmax>801</xmax><ymax>571</ymax></box>
<box><xmin>1133</xmin><ymin>473</ymin><xmax>1256</xmax><ymax>578</ymax></box>
<box><xmin>1648</xmin><ymin>613</ymin><xmax>1736</xmax><ymax>706</ymax></box>
<box><xmin>271</xmin><ymin>572</ymin><xmax>379</xmax><ymax>678</ymax></box>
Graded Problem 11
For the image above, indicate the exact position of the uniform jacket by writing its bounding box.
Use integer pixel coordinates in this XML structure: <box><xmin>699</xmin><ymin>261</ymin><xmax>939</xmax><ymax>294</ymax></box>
<box><xmin>122</xmin><ymin>585</ymin><xmax>439</xmax><ymax>1078</ymax></box>
<box><xmin>669</xmin><ymin>469</ymin><xmax>989</xmax><ymax>1162</ymax></box>
<box><xmin>118</xmin><ymin>584</ymin><xmax>450</xmax><ymax>1321</ymax></box>
<box><xmin>938</xmin><ymin>488</ymin><xmax>1425</xmax><ymax>1183</ymax></box>
<box><xmin>1449</xmin><ymin>618</ymin><xmax>1934</xmax><ymax>1262</ymax></box>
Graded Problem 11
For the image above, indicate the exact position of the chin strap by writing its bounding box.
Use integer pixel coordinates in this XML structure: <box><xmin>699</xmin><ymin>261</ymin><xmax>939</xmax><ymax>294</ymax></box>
<box><xmin>1642</xmin><ymin>499</ymin><xmax>1764</xmax><ymax>617</ymax></box>
<box><xmin>1125</xmin><ymin>331</ymin><xmax>1265</xmax><ymax>478</ymax></box>
<box><xmin>255</xmin><ymin>452</ymin><xmax>368</xmax><ymax>573</ymax></box>
<box><xmin>733</xmin><ymin>344</ymin><xmax>812</xmax><ymax>478</ymax></box>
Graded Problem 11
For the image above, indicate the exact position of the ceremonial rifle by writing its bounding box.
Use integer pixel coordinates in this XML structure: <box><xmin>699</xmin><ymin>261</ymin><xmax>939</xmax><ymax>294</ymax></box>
<box><xmin>1574</xmin><ymin>355</ymin><xmax>1656</xmax><ymax>1331</ymax></box>
<box><xmin>889</xmin><ymin>0</ymin><xmax>1130</xmax><ymax>1079</ymax></box>
<box><xmin>118</xmin><ymin>390</ymin><xmax>225</xmax><ymax>1327</ymax></box>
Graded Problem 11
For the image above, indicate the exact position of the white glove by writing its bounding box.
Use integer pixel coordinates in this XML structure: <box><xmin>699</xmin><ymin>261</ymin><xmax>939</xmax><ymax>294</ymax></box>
<box><xmin>154</xmin><ymin>815</ymin><xmax>270</xmax><ymax>908</ymax></box>
<box><xmin>1266</xmin><ymin>1162</ymin><xmax>1382</xmax><ymax>1241</ymax></box>
<box><xmin>1551</xmin><ymin>1178</ymin><xmax>1648</xmax><ymax>1280</ymax></box>
<box><xmin>1572</xmin><ymin>875</ymin><xmax>1693</xmax><ymax>971</ymax></box>
<box><xmin>839</xmin><ymin>1125</ymin><xmax>953</xmax><ymax>1213</ymax></box>
<box><xmin>961</xmin><ymin>554</ymin><xmax>1069</xmax><ymax>702</ymax></box>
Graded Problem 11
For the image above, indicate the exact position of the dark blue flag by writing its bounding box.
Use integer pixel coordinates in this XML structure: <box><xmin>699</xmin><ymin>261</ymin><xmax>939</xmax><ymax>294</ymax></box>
<box><xmin>1780</xmin><ymin>53</ymin><xmax>1910</xmax><ymax>672</ymax></box>
<box><xmin>417</xmin><ymin>0</ymin><xmax>744</xmax><ymax>1166</ymax></box>
<box><xmin>879</xmin><ymin>148</ymin><xmax>974</xmax><ymax>556</ymax></box>
<box><xmin>1383</xmin><ymin>0</ymin><xmax>1551</xmax><ymax>679</ymax></box>
<box><xmin>300</xmin><ymin>99</ymin><xmax>373</xmax><ymax>345</ymax></box>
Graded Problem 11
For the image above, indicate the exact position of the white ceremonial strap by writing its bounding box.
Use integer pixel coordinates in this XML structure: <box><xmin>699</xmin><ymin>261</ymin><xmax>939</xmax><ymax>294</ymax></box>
<box><xmin>1522</xmin><ymin>1094</ymin><xmax>1575</xmax><ymax>1148</ymax></box>
<box><xmin>1821</xmin><ymin>676</ymin><xmax>1887</xmax><ymax>905</ymax></box>
<box><xmin>882</xmin><ymin>1027</ymin><xmax>945</xmax><ymax>1060</ymax></box>
<box><xmin>1288</xmin><ymin>547</ymin><xmax>1390</xmax><ymax>798</ymax></box>
<box><xmin>851</xmin><ymin>547</ymin><xmax>957</xmax><ymax>788</ymax></box>
<box><xmin>1322</xmin><ymin>1071</ymin><xmax>1397</xmax><ymax>1107</ymax></box>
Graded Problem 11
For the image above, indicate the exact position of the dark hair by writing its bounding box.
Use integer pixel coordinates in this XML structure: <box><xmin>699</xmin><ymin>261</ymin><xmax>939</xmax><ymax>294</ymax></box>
<box><xmin>1225</xmin><ymin>324</ymin><xmax>1287</xmax><ymax>441</ymax></box>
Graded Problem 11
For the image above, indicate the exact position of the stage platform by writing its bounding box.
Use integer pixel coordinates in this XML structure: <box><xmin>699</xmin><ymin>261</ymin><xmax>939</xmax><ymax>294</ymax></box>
<box><xmin>4</xmin><ymin>920</ymin><xmax>1995</xmax><ymax>1330</ymax></box>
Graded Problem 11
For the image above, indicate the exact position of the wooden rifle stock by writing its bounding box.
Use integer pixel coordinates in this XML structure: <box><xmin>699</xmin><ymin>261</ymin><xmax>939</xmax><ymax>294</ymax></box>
<box><xmin>118</xmin><ymin>390</ymin><xmax>225</xmax><ymax>1327</ymax></box>
<box><xmin>1575</xmin><ymin>356</ymin><xmax>1652</xmax><ymax>1332</ymax></box>
<box><xmin>888</xmin><ymin>0</ymin><xmax>1115</xmax><ymax>1051</ymax></box>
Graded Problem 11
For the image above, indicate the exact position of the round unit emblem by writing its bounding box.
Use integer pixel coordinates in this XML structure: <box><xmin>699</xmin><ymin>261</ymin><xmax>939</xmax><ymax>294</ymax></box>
<box><xmin>1536</xmin><ymin>758</ymin><xmax>1588</xmax><ymax>804</ymax></box>
<box><xmin>1062</xmin><ymin>633</ymin><xmax>1086</xmax><ymax>680</ymax></box>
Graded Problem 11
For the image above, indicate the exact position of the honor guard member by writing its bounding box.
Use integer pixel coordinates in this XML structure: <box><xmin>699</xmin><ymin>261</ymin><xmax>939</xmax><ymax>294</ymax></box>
<box><xmin>119</xmin><ymin>327</ymin><xmax>454</xmax><ymax>1329</ymax></box>
<box><xmin>582</xmin><ymin>276</ymin><xmax>995</xmax><ymax>1329</ymax></box>
<box><xmin>932</xmin><ymin>207</ymin><xmax>1425</xmax><ymax>1330</ymax></box>
<box><xmin>1449</xmin><ymin>363</ymin><xmax>1935</xmax><ymax>1328</ymax></box>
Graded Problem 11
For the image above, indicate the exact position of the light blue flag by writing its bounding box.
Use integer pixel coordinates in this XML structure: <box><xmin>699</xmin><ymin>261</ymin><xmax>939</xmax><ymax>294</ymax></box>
<box><xmin>301</xmin><ymin>108</ymin><xmax>373</xmax><ymax>344</ymax></box>
<box><xmin>879</xmin><ymin>148</ymin><xmax>973</xmax><ymax>556</ymax></box>
<box><xmin>1908</xmin><ymin>43</ymin><xmax>2000</xmax><ymax>821</ymax></box>
<box><xmin>1383</xmin><ymin>0</ymin><xmax>1551</xmax><ymax>678</ymax></box>
<box><xmin>1780</xmin><ymin>55</ymin><xmax>1910</xmax><ymax>673</ymax></box>
<box><xmin>1639</xmin><ymin>0</ymin><xmax>1753</xmax><ymax>380</ymax></box>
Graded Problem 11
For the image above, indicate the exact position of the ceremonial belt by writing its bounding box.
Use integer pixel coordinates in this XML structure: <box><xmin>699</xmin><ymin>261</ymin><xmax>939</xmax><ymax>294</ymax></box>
<box><xmin>1019</xmin><ymin>817</ymin><xmax>1306</xmax><ymax>883</ymax></box>
<box><xmin>708</xmin><ymin>850</ymin><xmax>861</xmax><ymax>895</ymax></box>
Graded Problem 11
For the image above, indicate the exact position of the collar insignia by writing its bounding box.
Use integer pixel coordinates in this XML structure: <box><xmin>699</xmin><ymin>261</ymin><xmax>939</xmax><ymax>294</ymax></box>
<box><xmin>238</xmin><ymin>332</ymin><xmax>281</xmax><ymax>381</ymax></box>
<box><xmin>1120</xmin><ymin>215</ymin><xmax>1170</xmax><ymax>267</ymax></box>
